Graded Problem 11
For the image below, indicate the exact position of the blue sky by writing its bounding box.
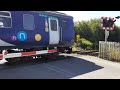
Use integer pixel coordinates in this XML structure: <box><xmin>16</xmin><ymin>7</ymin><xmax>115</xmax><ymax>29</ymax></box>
<box><xmin>58</xmin><ymin>11</ymin><xmax>120</xmax><ymax>26</ymax></box>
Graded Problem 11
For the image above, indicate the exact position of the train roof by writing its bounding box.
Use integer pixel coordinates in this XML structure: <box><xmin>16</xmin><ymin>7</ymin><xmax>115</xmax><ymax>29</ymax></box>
<box><xmin>0</xmin><ymin>11</ymin><xmax>73</xmax><ymax>19</ymax></box>
<box><xmin>31</xmin><ymin>11</ymin><xmax>73</xmax><ymax>19</ymax></box>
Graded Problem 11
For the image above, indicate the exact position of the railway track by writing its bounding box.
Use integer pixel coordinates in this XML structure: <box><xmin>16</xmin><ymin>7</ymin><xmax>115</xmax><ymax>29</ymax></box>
<box><xmin>73</xmin><ymin>51</ymin><xmax>99</xmax><ymax>57</ymax></box>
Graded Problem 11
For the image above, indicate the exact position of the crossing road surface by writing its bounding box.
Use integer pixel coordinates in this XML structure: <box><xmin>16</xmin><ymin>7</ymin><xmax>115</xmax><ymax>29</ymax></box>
<box><xmin>0</xmin><ymin>54</ymin><xmax>120</xmax><ymax>79</ymax></box>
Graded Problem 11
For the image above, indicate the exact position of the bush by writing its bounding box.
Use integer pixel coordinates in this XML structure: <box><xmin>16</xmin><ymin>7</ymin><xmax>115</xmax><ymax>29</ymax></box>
<box><xmin>80</xmin><ymin>38</ymin><xmax>93</xmax><ymax>50</ymax></box>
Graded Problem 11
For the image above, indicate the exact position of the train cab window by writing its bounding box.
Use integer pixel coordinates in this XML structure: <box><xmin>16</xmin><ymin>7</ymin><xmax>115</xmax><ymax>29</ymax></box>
<box><xmin>50</xmin><ymin>19</ymin><xmax>57</xmax><ymax>31</ymax></box>
<box><xmin>23</xmin><ymin>14</ymin><xmax>35</xmax><ymax>30</ymax></box>
<box><xmin>62</xmin><ymin>20</ymin><xmax>68</xmax><ymax>30</ymax></box>
<box><xmin>0</xmin><ymin>11</ymin><xmax>12</xmax><ymax>28</ymax></box>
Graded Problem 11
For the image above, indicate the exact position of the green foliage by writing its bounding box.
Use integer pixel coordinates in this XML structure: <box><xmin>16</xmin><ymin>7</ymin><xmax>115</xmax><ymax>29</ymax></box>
<box><xmin>80</xmin><ymin>38</ymin><xmax>93</xmax><ymax>50</ymax></box>
<box><xmin>76</xmin><ymin>35</ymin><xmax>81</xmax><ymax>43</ymax></box>
<box><xmin>80</xmin><ymin>38</ymin><xmax>93</xmax><ymax>46</ymax></box>
<box><xmin>74</xmin><ymin>18</ymin><xmax>120</xmax><ymax>50</ymax></box>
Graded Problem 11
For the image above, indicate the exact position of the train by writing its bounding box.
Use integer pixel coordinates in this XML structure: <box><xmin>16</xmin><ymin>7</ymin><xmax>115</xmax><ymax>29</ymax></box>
<box><xmin>0</xmin><ymin>11</ymin><xmax>75</xmax><ymax>62</ymax></box>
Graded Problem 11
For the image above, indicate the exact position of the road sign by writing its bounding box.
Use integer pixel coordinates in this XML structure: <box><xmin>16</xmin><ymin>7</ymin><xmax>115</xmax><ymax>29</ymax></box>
<box><xmin>101</xmin><ymin>17</ymin><xmax>115</xmax><ymax>30</ymax></box>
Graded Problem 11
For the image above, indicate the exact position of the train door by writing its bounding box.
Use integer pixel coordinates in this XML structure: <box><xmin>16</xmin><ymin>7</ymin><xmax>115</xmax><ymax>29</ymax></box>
<box><xmin>48</xmin><ymin>17</ymin><xmax>60</xmax><ymax>45</ymax></box>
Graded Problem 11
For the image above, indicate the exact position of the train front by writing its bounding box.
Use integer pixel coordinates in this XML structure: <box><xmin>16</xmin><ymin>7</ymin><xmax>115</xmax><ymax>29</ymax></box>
<box><xmin>0</xmin><ymin>11</ymin><xmax>12</xmax><ymax>28</ymax></box>
<box><xmin>0</xmin><ymin>11</ymin><xmax>14</xmax><ymax>50</ymax></box>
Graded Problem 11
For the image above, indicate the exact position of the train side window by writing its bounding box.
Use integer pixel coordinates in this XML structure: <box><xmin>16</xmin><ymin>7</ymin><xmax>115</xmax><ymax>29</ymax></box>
<box><xmin>23</xmin><ymin>14</ymin><xmax>35</xmax><ymax>30</ymax></box>
<box><xmin>0</xmin><ymin>11</ymin><xmax>12</xmax><ymax>28</ymax></box>
<box><xmin>62</xmin><ymin>20</ymin><xmax>68</xmax><ymax>30</ymax></box>
<box><xmin>50</xmin><ymin>19</ymin><xmax>57</xmax><ymax>31</ymax></box>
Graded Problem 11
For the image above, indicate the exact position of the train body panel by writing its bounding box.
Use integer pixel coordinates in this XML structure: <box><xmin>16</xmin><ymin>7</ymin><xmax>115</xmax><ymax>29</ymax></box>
<box><xmin>0</xmin><ymin>11</ymin><xmax>75</xmax><ymax>50</ymax></box>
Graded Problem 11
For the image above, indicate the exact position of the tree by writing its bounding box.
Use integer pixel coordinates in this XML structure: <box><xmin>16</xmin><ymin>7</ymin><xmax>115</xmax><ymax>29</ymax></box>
<box><xmin>76</xmin><ymin>35</ymin><xmax>81</xmax><ymax>46</ymax></box>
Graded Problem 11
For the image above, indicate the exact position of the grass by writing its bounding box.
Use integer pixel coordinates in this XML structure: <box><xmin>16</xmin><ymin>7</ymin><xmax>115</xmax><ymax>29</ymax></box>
<box><xmin>72</xmin><ymin>46</ymin><xmax>81</xmax><ymax>52</ymax></box>
<box><xmin>109</xmin><ymin>48</ymin><xmax>120</xmax><ymax>62</ymax></box>
<box><xmin>72</xmin><ymin>45</ymin><xmax>98</xmax><ymax>52</ymax></box>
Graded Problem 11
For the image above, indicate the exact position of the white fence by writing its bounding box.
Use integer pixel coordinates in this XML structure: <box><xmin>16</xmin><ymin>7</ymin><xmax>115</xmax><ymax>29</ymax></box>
<box><xmin>99</xmin><ymin>41</ymin><xmax>120</xmax><ymax>61</ymax></box>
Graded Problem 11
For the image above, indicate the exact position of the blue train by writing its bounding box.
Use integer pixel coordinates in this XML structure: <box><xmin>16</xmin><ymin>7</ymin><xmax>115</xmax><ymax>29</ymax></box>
<box><xmin>0</xmin><ymin>11</ymin><xmax>75</xmax><ymax>53</ymax></box>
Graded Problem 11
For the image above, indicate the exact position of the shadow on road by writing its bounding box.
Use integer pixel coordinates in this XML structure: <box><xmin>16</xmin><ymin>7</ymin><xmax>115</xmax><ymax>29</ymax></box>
<box><xmin>0</xmin><ymin>55</ymin><xmax>103</xmax><ymax>79</ymax></box>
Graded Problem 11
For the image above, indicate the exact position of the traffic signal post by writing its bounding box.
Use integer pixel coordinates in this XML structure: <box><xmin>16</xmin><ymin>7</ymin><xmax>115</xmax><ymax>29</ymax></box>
<box><xmin>101</xmin><ymin>17</ymin><xmax>114</xmax><ymax>42</ymax></box>
<box><xmin>101</xmin><ymin>17</ymin><xmax>114</xmax><ymax>59</ymax></box>
<box><xmin>100</xmin><ymin>16</ymin><xmax>120</xmax><ymax>59</ymax></box>
<box><xmin>105</xmin><ymin>29</ymin><xmax>109</xmax><ymax>42</ymax></box>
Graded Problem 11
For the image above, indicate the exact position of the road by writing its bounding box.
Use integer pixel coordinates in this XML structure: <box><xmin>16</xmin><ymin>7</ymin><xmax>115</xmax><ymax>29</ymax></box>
<box><xmin>0</xmin><ymin>54</ymin><xmax>120</xmax><ymax>79</ymax></box>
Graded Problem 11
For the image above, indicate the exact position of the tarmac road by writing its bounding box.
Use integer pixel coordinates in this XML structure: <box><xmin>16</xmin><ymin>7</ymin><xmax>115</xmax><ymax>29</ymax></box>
<box><xmin>0</xmin><ymin>54</ymin><xmax>120</xmax><ymax>79</ymax></box>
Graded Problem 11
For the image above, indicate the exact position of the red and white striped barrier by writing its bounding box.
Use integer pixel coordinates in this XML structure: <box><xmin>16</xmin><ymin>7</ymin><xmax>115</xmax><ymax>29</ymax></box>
<box><xmin>0</xmin><ymin>49</ymin><xmax>58</xmax><ymax>60</ymax></box>
<box><xmin>0</xmin><ymin>54</ymin><xmax>3</xmax><ymax>60</ymax></box>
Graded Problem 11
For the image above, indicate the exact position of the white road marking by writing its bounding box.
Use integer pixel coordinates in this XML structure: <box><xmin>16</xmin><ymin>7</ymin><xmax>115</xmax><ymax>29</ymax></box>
<box><xmin>43</xmin><ymin>63</ymin><xmax>76</xmax><ymax>76</ymax></box>
<box><xmin>42</xmin><ymin>64</ymin><xmax>72</xmax><ymax>77</ymax></box>
<box><xmin>42</xmin><ymin>64</ymin><xmax>73</xmax><ymax>77</ymax></box>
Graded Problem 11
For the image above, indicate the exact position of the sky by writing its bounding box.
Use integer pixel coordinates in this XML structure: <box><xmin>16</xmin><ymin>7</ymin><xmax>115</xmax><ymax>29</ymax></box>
<box><xmin>58</xmin><ymin>11</ymin><xmax>120</xmax><ymax>26</ymax></box>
